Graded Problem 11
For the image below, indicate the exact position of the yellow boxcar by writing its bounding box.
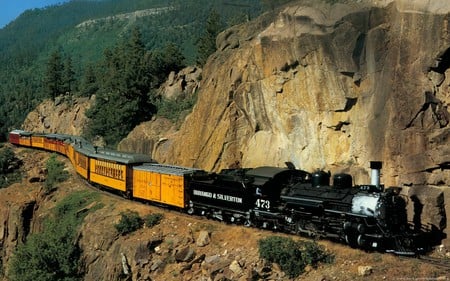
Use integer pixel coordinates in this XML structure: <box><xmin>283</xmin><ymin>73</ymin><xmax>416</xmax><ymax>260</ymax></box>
<box><xmin>31</xmin><ymin>135</ymin><xmax>45</xmax><ymax>149</ymax></box>
<box><xmin>89</xmin><ymin>158</ymin><xmax>127</xmax><ymax>192</ymax></box>
<box><xmin>74</xmin><ymin>150</ymin><xmax>89</xmax><ymax>179</ymax></box>
<box><xmin>133</xmin><ymin>164</ymin><xmax>200</xmax><ymax>208</ymax></box>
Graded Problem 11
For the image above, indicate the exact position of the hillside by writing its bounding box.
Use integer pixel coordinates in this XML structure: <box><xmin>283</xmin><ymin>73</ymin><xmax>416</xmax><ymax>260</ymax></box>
<box><xmin>0</xmin><ymin>0</ymin><xmax>264</xmax><ymax>140</ymax></box>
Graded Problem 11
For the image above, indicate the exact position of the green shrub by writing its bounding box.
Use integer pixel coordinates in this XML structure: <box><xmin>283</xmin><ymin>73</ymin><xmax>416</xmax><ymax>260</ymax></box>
<box><xmin>8</xmin><ymin>191</ymin><xmax>101</xmax><ymax>281</ymax></box>
<box><xmin>258</xmin><ymin>236</ymin><xmax>334</xmax><ymax>278</ymax></box>
<box><xmin>144</xmin><ymin>213</ymin><xmax>163</xmax><ymax>228</ymax></box>
<box><xmin>115</xmin><ymin>210</ymin><xmax>143</xmax><ymax>235</ymax></box>
<box><xmin>155</xmin><ymin>92</ymin><xmax>197</xmax><ymax>122</ymax></box>
<box><xmin>44</xmin><ymin>154</ymin><xmax>69</xmax><ymax>193</ymax></box>
<box><xmin>0</xmin><ymin>146</ymin><xmax>22</xmax><ymax>188</ymax></box>
<box><xmin>0</xmin><ymin>146</ymin><xmax>16</xmax><ymax>173</ymax></box>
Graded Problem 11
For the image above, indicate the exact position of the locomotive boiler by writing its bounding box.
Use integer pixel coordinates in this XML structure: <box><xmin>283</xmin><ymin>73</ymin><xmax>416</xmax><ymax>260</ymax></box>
<box><xmin>187</xmin><ymin>166</ymin><xmax>310</xmax><ymax>226</ymax></box>
<box><xmin>279</xmin><ymin>162</ymin><xmax>414</xmax><ymax>254</ymax></box>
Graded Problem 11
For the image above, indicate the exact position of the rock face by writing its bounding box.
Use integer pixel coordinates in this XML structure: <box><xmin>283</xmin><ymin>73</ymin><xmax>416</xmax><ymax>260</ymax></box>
<box><xmin>137</xmin><ymin>0</ymin><xmax>450</xmax><ymax>190</ymax></box>
<box><xmin>22</xmin><ymin>96</ymin><xmax>92</xmax><ymax>136</ymax></box>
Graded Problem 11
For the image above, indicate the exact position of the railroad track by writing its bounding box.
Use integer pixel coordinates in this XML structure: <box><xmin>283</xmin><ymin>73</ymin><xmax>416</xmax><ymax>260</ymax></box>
<box><xmin>416</xmin><ymin>255</ymin><xmax>450</xmax><ymax>270</ymax></box>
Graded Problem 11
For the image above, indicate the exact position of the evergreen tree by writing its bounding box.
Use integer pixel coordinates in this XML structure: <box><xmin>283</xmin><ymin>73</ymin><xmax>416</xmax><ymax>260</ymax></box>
<box><xmin>160</xmin><ymin>42</ymin><xmax>185</xmax><ymax>76</ymax></box>
<box><xmin>148</xmin><ymin>43</ymin><xmax>186</xmax><ymax>86</ymax></box>
<box><xmin>79</xmin><ymin>64</ymin><xmax>98</xmax><ymax>97</ymax></box>
<box><xmin>84</xmin><ymin>27</ymin><xmax>156</xmax><ymax>146</ymax></box>
<box><xmin>44</xmin><ymin>50</ymin><xmax>64</xmax><ymax>100</ymax></box>
<box><xmin>62</xmin><ymin>56</ymin><xmax>76</xmax><ymax>94</ymax></box>
<box><xmin>196</xmin><ymin>9</ymin><xmax>223</xmax><ymax>66</ymax></box>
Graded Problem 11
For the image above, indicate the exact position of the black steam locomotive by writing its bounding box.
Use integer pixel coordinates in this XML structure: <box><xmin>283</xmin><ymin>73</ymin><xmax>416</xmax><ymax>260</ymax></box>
<box><xmin>187</xmin><ymin>162</ymin><xmax>421</xmax><ymax>255</ymax></box>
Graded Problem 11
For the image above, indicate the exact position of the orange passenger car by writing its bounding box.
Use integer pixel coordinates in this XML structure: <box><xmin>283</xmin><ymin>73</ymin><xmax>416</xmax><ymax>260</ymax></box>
<box><xmin>90</xmin><ymin>158</ymin><xmax>128</xmax><ymax>192</ymax></box>
<box><xmin>43</xmin><ymin>136</ymin><xmax>57</xmax><ymax>152</ymax></box>
<box><xmin>45</xmin><ymin>134</ymin><xmax>69</xmax><ymax>155</ymax></box>
<box><xmin>74</xmin><ymin>150</ymin><xmax>89</xmax><ymax>179</ymax></box>
<box><xmin>132</xmin><ymin>164</ymin><xmax>200</xmax><ymax>208</ymax></box>
<box><xmin>66</xmin><ymin>142</ymin><xmax>75</xmax><ymax>166</ymax></box>
<box><xmin>31</xmin><ymin>134</ymin><xmax>45</xmax><ymax>149</ymax></box>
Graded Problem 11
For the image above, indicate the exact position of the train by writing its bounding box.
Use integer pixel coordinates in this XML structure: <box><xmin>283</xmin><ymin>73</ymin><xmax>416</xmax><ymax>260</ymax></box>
<box><xmin>8</xmin><ymin>129</ymin><xmax>427</xmax><ymax>255</ymax></box>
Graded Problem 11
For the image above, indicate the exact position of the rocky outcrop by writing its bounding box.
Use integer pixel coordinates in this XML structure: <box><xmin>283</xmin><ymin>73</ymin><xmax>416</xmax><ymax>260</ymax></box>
<box><xmin>159</xmin><ymin>66</ymin><xmax>201</xmax><ymax>100</ymax></box>
<box><xmin>0</xmin><ymin>151</ymin><xmax>51</xmax><ymax>278</ymax></box>
<box><xmin>117</xmin><ymin>118</ymin><xmax>176</xmax><ymax>156</ymax></box>
<box><xmin>22</xmin><ymin>96</ymin><xmax>93</xmax><ymax>136</ymax></box>
<box><xmin>136</xmin><ymin>0</ymin><xmax>450</xmax><ymax>190</ymax></box>
<box><xmin>0</xmin><ymin>189</ymin><xmax>36</xmax><ymax>270</ymax></box>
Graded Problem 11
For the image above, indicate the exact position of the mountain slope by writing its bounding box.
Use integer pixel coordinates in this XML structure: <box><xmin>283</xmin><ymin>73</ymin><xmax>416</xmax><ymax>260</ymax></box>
<box><xmin>0</xmin><ymin>0</ymin><xmax>263</xmax><ymax>140</ymax></box>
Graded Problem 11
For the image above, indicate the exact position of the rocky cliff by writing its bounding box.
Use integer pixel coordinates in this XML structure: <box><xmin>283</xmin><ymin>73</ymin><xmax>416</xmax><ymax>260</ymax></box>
<box><xmin>141</xmin><ymin>0</ymin><xmax>449</xmax><ymax>190</ymax></box>
<box><xmin>22</xmin><ymin>96</ymin><xmax>92</xmax><ymax>136</ymax></box>
<box><xmin>21</xmin><ymin>0</ymin><xmax>449</xmax><ymax>188</ymax></box>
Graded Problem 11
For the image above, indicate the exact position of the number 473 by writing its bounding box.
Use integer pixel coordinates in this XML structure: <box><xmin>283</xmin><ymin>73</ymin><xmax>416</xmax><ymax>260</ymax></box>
<box><xmin>255</xmin><ymin>199</ymin><xmax>270</xmax><ymax>210</ymax></box>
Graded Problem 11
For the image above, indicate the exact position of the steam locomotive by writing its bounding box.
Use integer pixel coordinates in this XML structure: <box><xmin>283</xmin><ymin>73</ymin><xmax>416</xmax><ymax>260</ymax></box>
<box><xmin>8</xmin><ymin>130</ymin><xmax>424</xmax><ymax>255</ymax></box>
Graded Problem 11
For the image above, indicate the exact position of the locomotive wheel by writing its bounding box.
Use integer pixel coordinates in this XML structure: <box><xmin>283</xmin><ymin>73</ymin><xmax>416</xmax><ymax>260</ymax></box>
<box><xmin>345</xmin><ymin>234</ymin><xmax>358</xmax><ymax>248</ymax></box>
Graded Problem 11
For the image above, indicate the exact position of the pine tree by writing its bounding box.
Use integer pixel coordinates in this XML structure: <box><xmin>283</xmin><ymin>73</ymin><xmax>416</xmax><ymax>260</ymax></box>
<box><xmin>85</xmin><ymin>28</ymin><xmax>155</xmax><ymax>146</ymax></box>
<box><xmin>62</xmin><ymin>56</ymin><xmax>75</xmax><ymax>94</ymax></box>
<box><xmin>196</xmin><ymin>9</ymin><xmax>223</xmax><ymax>66</ymax></box>
<box><xmin>44</xmin><ymin>50</ymin><xmax>63</xmax><ymax>100</ymax></box>
<box><xmin>161</xmin><ymin>42</ymin><xmax>185</xmax><ymax>76</ymax></box>
<box><xmin>79</xmin><ymin>64</ymin><xmax>98</xmax><ymax>97</ymax></box>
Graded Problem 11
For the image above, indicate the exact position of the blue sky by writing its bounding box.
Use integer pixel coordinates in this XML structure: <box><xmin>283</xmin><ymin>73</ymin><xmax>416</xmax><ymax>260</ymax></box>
<box><xmin>0</xmin><ymin>0</ymin><xmax>70</xmax><ymax>28</ymax></box>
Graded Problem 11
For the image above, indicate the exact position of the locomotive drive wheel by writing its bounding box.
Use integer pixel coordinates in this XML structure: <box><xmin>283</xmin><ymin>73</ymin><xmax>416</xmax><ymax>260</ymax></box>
<box><xmin>345</xmin><ymin>233</ymin><xmax>358</xmax><ymax>248</ymax></box>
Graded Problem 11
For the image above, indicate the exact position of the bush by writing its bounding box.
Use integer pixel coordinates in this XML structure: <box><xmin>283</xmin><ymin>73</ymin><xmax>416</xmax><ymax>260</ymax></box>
<box><xmin>0</xmin><ymin>146</ymin><xmax>16</xmax><ymax>173</ymax></box>
<box><xmin>144</xmin><ymin>213</ymin><xmax>163</xmax><ymax>228</ymax></box>
<box><xmin>0</xmin><ymin>146</ymin><xmax>22</xmax><ymax>188</ymax></box>
<box><xmin>258</xmin><ymin>236</ymin><xmax>334</xmax><ymax>278</ymax></box>
<box><xmin>8</xmin><ymin>191</ymin><xmax>101</xmax><ymax>281</ymax></box>
<box><xmin>44</xmin><ymin>154</ymin><xmax>69</xmax><ymax>193</ymax></box>
<box><xmin>155</xmin><ymin>93</ymin><xmax>197</xmax><ymax>123</ymax></box>
<box><xmin>115</xmin><ymin>210</ymin><xmax>143</xmax><ymax>235</ymax></box>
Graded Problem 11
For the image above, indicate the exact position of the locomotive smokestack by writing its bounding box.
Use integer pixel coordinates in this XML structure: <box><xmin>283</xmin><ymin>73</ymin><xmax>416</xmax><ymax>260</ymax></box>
<box><xmin>370</xmin><ymin>161</ymin><xmax>382</xmax><ymax>188</ymax></box>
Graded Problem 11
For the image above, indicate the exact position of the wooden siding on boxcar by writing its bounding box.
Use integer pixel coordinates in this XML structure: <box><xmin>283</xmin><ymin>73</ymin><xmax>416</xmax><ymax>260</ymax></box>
<box><xmin>67</xmin><ymin>144</ymin><xmax>75</xmax><ymax>166</ymax></box>
<box><xmin>133</xmin><ymin>164</ymin><xmax>200</xmax><ymax>208</ymax></box>
<box><xmin>8</xmin><ymin>132</ymin><xmax>20</xmax><ymax>145</ymax></box>
<box><xmin>56</xmin><ymin>141</ymin><xmax>67</xmax><ymax>155</ymax></box>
